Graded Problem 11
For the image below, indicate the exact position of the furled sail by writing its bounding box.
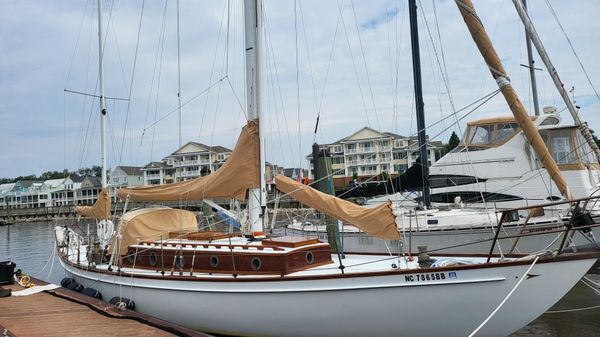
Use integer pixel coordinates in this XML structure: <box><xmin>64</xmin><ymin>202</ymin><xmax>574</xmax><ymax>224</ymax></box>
<box><xmin>117</xmin><ymin>121</ymin><xmax>259</xmax><ymax>201</ymax></box>
<box><xmin>110</xmin><ymin>207</ymin><xmax>198</xmax><ymax>255</ymax></box>
<box><xmin>275</xmin><ymin>175</ymin><xmax>400</xmax><ymax>240</ymax></box>
<box><xmin>75</xmin><ymin>188</ymin><xmax>110</xmax><ymax>219</ymax></box>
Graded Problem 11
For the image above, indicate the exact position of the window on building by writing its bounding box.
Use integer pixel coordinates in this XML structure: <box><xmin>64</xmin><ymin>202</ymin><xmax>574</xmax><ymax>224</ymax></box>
<box><xmin>393</xmin><ymin>151</ymin><xmax>407</xmax><ymax>160</ymax></box>
<box><xmin>394</xmin><ymin>164</ymin><xmax>408</xmax><ymax>173</ymax></box>
<box><xmin>332</xmin><ymin>156</ymin><xmax>344</xmax><ymax>164</ymax></box>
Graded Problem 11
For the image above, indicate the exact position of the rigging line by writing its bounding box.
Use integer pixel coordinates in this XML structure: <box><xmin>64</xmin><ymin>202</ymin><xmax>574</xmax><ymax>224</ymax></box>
<box><xmin>225</xmin><ymin>77</ymin><xmax>247</xmax><ymax>118</ymax></box>
<box><xmin>118</xmin><ymin>0</ymin><xmax>145</xmax><ymax>166</ymax></box>
<box><xmin>136</xmin><ymin>0</ymin><xmax>169</xmax><ymax>165</ymax></box>
<box><xmin>64</xmin><ymin>0</ymin><xmax>91</xmax><ymax>87</ymax></box>
<box><xmin>263</xmin><ymin>31</ymin><xmax>287</xmax><ymax>165</ymax></box>
<box><xmin>337</xmin><ymin>0</ymin><xmax>371</xmax><ymax>127</ymax></box>
<box><xmin>350</xmin><ymin>0</ymin><xmax>381</xmax><ymax>131</ymax></box>
<box><xmin>298</xmin><ymin>1</ymin><xmax>320</xmax><ymax>117</ymax></box>
<box><xmin>77</xmin><ymin>9</ymin><xmax>97</xmax><ymax>169</ymax></box>
<box><xmin>263</xmin><ymin>9</ymin><xmax>296</xmax><ymax>162</ymax></box>
<box><xmin>108</xmin><ymin>8</ymin><xmax>131</xmax><ymax>95</ymax></box>
<box><xmin>142</xmin><ymin>76</ymin><xmax>228</xmax><ymax>132</ymax></box>
<box><xmin>177</xmin><ymin>0</ymin><xmax>183</xmax><ymax>149</ymax></box>
<box><xmin>197</xmin><ymin>1</ymin><xmax>228</xmax><ymax>141</ymax></box>
<box><xmin>295</xmin><ymin>0</ymin><xmax>301</xmax><ymax>170</ymax></box>
<box><xmin>420</xmin><ymin>0</ymin><xmax>488</xmax><ymax>207</ymax></box>
<box><xmin>545</xmin><ymin>0</ymin><xmax>600</xmax><ymax>101</ymax></box>
<box><xmin>225</xmin><ymin>0</ymin><xmax>230</xmax><ymax>77</ymax></box>
<box><xmin>314</xmin><ymin>0</ymin><xmax>344</xmax><ymax>143</ymax></box>
<box><xmin>150</xmin><ymin>0</ymin><xmax>169</xmax><ymax>161</ymax></box>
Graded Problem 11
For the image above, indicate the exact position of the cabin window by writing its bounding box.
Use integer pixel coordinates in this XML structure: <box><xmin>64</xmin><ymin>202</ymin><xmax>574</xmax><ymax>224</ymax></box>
<box><xmin>250</xmin><ymin>257</ymin><xmax>262</xmax><ymax>271</ymax></box>
<box><xmin>210</xmin><ymin>256</ymin><xmax>219</xmax><ymax>268</ymax></box>
<box><xmin>468</xmin><ymin>125</ymin><xmax>494</xmax><ymax>145</ymax></box>
<box><xmin>551</xmin><ymin>130</ymin><xmax>577</xmax><ymax>164</ymax></box>
<box><xmin>495</xmin><ymin>123</ymin><xmax>518</xmax><ymax>143</ymax></box>
<box><xmin>148</xmin><ymin>252</ymin><xmax>158</xmax><ymax>267</ymax></box>
<box><xmin>127</xmin><ymin>249</ymin><xmax>136</xmax><ymax>264</ymax></box>
<box><xmin>305</xmin><ymin>251</ymin><xmax>315</xmax><ymax>265</ymax></box>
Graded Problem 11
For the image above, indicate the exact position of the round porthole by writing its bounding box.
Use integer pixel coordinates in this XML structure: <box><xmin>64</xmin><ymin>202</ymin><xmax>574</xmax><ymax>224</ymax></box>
<box><xmin>126</xmin><ymin>249</ymin><xmax>136</xmax><ymax>264</ymax></box>
<box><xmin>175</xmin><ymin>253</ymin><xmax>185</xmax><ymax>268</ymax></box>
<box><xmin>251</xmin><ymin>257</ymin><xmax>262</xmax><ymax>271</ymax></box>
<box><xmin>305</xmin><ymin>251</ymin><xmax>315</xmax><ymax>265</ymax></box>
<box><xmin>210</xmin><ymin>256</ymin><xmax>219</xmax><ymax>268</ymax></box>
<box><xmin>148</xmin><ymin>251</ymin><xmax>158</xmax><ymax>267</ymax></box>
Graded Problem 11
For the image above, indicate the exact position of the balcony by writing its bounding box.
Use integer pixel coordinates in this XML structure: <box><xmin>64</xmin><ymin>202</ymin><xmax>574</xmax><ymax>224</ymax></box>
<box><xmin>180</xmin><ymin>171</ymin><xmax>200</xmax><ymax>177</ymax></box>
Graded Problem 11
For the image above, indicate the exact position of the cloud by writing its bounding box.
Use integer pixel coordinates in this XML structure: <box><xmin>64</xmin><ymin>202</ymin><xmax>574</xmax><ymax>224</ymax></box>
<box><xmin>1</xmin><ymin>0</ymin><xmax>599</xmax><ymax>178</ymax></box>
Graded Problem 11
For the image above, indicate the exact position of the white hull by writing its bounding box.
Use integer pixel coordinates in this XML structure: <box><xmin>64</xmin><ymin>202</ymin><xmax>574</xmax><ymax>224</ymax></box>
<box><xmin>60</xmin><ymin>254</ymin><xmax>596</xmax><ymax>337</ymax></box>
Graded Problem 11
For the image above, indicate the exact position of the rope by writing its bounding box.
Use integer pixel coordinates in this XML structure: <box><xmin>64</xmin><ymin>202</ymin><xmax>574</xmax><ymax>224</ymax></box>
<box><xmin>544</xmin><ymin>0</ymin><xmax>600</xmax><ymax>101</ymax></box>
<box><xmin>468</xmin><ymin>255</ymin><xmax>539</xmax><ymax>337</ymax></box>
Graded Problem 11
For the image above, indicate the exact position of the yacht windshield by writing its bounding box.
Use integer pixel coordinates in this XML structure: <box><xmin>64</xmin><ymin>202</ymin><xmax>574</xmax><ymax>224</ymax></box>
<box><xmin>469</xmin><ymin>125</ymin><xmax>494</xmax><ymax>145</ymax></box>
<box><xmin>495</xmin><ymin>123</ymin><xmax>518</xmax><ymax>143</ymax></box>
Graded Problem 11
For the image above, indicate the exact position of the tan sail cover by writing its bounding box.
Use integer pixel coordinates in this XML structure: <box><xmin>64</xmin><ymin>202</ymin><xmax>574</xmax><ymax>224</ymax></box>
<box><xmin>110</xmin><ymin>207</ymin><xmax>198</xmax><ymax>255</ymax></box>
<box><xmin>275</xmin><ymin>175</ymin><xmax>400</xmax><ymax>240</ymax></box>
<box><xmin>117</xmin><ymin>121</ymin><xmax>259</xmax><ymax>201</ymax></box>
<box><xmin>75</xmin><ymin>188</ymin><xmax>110</xmax><ymax>219</ymax></box>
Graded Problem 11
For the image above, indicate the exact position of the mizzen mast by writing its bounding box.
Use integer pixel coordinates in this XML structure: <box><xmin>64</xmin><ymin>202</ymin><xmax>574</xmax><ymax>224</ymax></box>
<box><xmin>512</xmin><ymin>0</ymin><xmax>600</xmax><ymax>162</ymax></box>
<box><xmin>455</xmin><ymin>0</ymin><xmax>573</xmax><ymax>200</ymax></box>
<box><xmin>244</xmin><ymin>0</ymin><xmax>266</xmax><ymax>235</ymax></box>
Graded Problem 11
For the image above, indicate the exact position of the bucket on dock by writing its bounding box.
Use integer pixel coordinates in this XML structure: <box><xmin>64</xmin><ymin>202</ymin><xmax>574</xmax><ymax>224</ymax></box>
<box><xmin>0</xmin><ymin>261</ymin><xmax>16</xmax><ymax>285</ymax></box>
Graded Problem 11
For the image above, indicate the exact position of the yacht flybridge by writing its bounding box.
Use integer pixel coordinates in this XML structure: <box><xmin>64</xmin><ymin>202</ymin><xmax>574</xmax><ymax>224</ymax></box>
<box><xmin>57</xmin><ymin>1</ymin><xmax>600</xmax><ymax>336</ymax></box>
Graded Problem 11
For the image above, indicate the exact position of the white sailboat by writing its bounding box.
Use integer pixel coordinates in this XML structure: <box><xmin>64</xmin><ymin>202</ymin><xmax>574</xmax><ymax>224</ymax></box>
<box><xmin>57</xmin><ymin>1</ymin><xmax>600</xmax><ymax>337</ymax></box>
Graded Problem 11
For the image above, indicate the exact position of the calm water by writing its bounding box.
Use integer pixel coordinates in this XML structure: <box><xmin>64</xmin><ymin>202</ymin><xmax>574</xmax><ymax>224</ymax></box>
<box><xmin>1</xmin><ymin>221</ymin><xmax>599</xmax><ymax>336</ymax></box>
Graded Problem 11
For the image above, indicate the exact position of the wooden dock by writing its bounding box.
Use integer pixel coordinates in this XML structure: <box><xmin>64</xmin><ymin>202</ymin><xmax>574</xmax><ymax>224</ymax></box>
<box><xmin>0</xmin><ymin>278</ymin><xmax>212</xmax><ymax>337</ymax></box>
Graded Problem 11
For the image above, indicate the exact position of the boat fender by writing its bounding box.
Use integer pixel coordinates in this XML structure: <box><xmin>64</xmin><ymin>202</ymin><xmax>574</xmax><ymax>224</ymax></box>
<box><xmin>109</xmin><ymin>296</ymin><xmax>135</xmax><ymax>310</ymax></box>
<box><xmin>60</xmin><ymin>277</ymin><xmax>75</xmax><ymax>288</ymax></box>
<box><xmin>66</xmin><ymin>281</ymin><xmax>84</xmax><ymax>292</ymax></box>
<box><xmin>81</xmin><ymin>287</ymin><xmax>102</xmax><ymax>300</ymax></box>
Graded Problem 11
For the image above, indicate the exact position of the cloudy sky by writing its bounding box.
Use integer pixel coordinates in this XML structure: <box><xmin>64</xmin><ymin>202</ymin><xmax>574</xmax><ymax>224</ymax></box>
<box><xmin>1</xmin><ymin>0</ymin><xmax>599</xmax><ymax>179</ymax></box>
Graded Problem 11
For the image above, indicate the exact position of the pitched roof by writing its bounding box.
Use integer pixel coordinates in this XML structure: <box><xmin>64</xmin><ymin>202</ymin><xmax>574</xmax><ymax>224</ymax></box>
<box><xmin>82</xmin><ymin>176</ymin><xmax>102</xmax><ymax>187</ymax></box>
<box><xmin>70</xmin><ymin>174</ymin><xmax>84</xmax><ymax>182</ymax></box>
<box><xmin>170</xmin><ymin>141</ymin><xmax>232</xmax><ymax>155</ymax></box>
<box><xmin>116</xmin><ymin>166</ymin><xmax>143</xmax><ymax>176</ymax></box>
<box><xmin>16</xmin><ymin>180</ymin><xmax>43</xmax><ymax>188</ymax></box>
<box><xmin>142</xmin><ymin>161</ymin><xmax>170</xmax><ymax>169</ymax></box>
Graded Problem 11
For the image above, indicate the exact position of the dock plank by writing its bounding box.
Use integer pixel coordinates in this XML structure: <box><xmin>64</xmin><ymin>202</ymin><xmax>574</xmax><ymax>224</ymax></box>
<box><xmin>0</xmin><ymin>282</ymin><xmax>209</xmax><ymax>337</ymax></box>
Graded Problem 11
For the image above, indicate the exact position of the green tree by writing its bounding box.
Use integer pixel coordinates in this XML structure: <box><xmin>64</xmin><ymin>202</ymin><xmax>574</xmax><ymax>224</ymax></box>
<box><xmin>589</xmin><ymin>128</ymin><xmax>600</xmax><ymax>149</ymax></box>
<box><xmin>442</xmin><ymin>131</ymin><xmax>461</xmax><ymax>155</ymax></box>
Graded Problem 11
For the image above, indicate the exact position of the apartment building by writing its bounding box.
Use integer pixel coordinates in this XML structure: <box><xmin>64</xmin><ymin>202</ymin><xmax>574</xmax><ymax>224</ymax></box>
<box><xmin>141</xmin><ymin>141</ymin><xmax>232</xmax><ymax>185</ymax></box>
<box><xmin>307</xmin><ymin>127</ymin><xmax>443</xmax><ymax>179</ymax></box>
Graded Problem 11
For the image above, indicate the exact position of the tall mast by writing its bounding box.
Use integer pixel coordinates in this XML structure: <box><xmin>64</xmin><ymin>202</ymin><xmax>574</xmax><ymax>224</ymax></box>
<box><xmin>244</xmin><ymin>0</ymin><xmax>266</xmax><ymax>235</ymax></box>
<box><xmin>97</xmin><ymin>0</ymin><xmax>107</xmax><ymax>189</ymax></box>
<box><xmin>522</xmin><ymin>0</ymin><xmax>540</xmax><ymax>116</ymax></box>
<box><xmin>408</xmin><ymin>0</ymin><xmax>430</xmax><ymax>207</ymax></box>
<box><xmin>455</xmin><ymin>0</ymin><xmax>573</xmax><ymax>200</ymax></box>
<box><xmin>512</xmin><ymin>0</ymin><xmax>600</xmax><ymax>162</ymax></box>
<box><xmin>176</xmin><ymin>0</ymin><xmax>182</xmax><ymax>148</ymax></box>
